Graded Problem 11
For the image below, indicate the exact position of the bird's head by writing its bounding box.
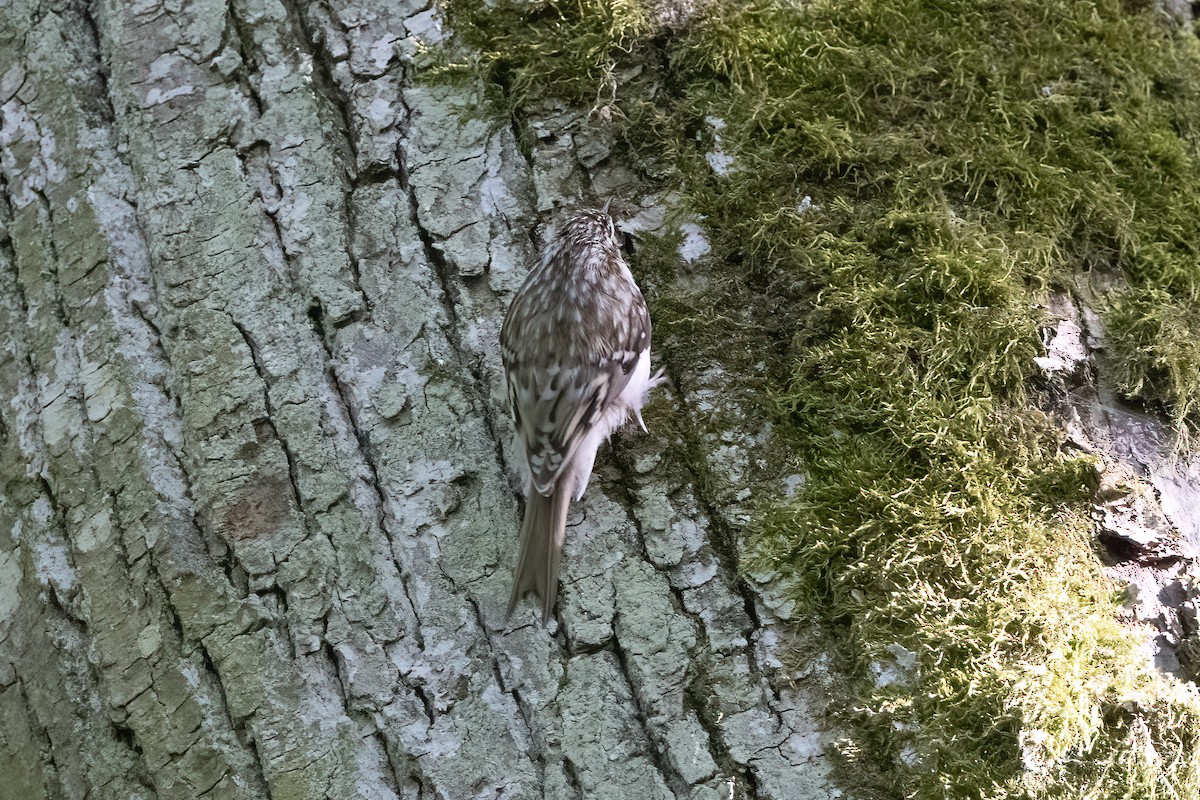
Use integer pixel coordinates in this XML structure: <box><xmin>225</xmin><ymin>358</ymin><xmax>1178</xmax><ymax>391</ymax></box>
<box><xmin>560</xmin><ymin>205</ymin><xmax>620</xmax><ymax>251</ymax></box>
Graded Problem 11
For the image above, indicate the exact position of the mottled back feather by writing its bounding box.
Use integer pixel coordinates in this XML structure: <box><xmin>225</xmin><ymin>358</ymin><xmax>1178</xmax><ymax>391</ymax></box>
<box><xmin>500</xmin><ymin>210</ymin><xmax>651</xmax><ymax>496</ymax></box>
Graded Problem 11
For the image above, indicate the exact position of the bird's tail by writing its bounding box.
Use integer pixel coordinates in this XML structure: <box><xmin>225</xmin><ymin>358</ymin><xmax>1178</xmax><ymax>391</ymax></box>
<box><xmin>507</xmin><ymin>483</ymin><xmax>572</xmax><ymax>624</ymax></box>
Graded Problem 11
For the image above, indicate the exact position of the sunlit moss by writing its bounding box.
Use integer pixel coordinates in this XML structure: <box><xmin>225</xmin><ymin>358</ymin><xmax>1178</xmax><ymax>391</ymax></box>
<box><xmin>445</xmin><ymin>0</ymin><xmax>1200</xmax><ymax>795</ymax></box>
<box><xmin>443</xmin><ymin>0</ymin><xmax>655</xmax><ymax>113</ymax></box>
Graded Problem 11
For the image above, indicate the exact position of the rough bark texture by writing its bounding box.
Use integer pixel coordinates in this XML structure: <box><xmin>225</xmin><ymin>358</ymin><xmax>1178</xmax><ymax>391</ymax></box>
<box><xmin>1036</xmin><ymin>286</ymin><xmax>1200</xmax><ymax>682</ymax></box>
<box><xmin>0</xmin><ymin>3</ymin><xmax>837</xmax><ymax>798</ymax></box>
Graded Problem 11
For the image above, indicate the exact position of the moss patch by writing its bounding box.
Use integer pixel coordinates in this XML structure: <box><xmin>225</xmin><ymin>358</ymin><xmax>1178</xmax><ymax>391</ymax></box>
<box><xmin>447</xmin><ymin>0</ymin><xmax>1200</xmax><ymax>795</ymax></box>
<box><xmin>443</xmin><ymin>0</ymin><xmax>655</xmax><ymax>115</ymax></box>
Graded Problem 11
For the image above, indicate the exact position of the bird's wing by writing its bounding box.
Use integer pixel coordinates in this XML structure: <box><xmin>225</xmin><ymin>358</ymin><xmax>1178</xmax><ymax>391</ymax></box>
<box><xmin>502</xmin><ymin>299</ymin><xmax>651</xmax><ymax>496</ymax></box>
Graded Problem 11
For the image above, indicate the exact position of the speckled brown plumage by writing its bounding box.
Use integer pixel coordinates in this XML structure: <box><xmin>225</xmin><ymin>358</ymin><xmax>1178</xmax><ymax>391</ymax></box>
<box><xmin>500</xmin><ymin>207</ymin><xmax>663</xmax><ymax>623</ymax></box>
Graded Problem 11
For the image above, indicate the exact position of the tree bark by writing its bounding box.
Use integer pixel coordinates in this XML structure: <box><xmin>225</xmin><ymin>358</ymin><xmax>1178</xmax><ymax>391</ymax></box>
<box><xmin>0</xmin><ymin>2</ymin><xmax>836</xmax><ymax>799</ymax></box>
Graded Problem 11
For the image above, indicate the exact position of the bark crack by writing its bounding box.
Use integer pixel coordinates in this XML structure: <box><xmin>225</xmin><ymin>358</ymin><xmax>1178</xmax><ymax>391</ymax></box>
<box><xmin>280</xmin><ymin>0</ymin><xmax>362</xmax><ymax>168</ymax></box>
<box><xmin>11</xmin><ymin>679</ymin><xmax>60</xmax><ymax>795</ymax></box>
<box><xmin>560</xmin><ymin>754</ymin><xmax>585</xmax><ymax>800</ymax></box>
<box><xmin>607</xmin><ymin>631</ymin><xmax>691</xmax><ymax>796</ymax></box>
<box><xmin>228</xmin><ymin>317</ymin><xmax>308</xmax><ymax>521</ymax></box>
<box><xmin>392</xmin><ymin>104</ymin><xmax>515</xmax><ymax>500</ymax></box>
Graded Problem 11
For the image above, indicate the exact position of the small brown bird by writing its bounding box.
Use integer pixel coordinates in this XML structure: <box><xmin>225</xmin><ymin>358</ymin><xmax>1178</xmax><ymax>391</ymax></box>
<box><xmin>500</xmin><ymin>206</ymin><xmax>663</xmax><ymax>623</ymax></box>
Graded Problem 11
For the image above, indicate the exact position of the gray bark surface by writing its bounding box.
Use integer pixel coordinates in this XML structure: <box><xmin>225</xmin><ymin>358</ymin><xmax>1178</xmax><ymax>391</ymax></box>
<box><xmin>1036</xmin><ymin>289</ymin><xmax>1200</xmax><ymax>681</ymax></box>
<box><xmin>0</xmin><ymin>2</ymin><xmax>836</xmax><ymax>798</ymax></box>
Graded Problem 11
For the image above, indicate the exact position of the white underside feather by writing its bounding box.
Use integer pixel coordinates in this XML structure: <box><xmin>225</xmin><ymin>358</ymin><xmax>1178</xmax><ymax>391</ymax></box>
<box><xmin>564</xmin><ymin>347</ymin><xmax>659</xmax><ymax>500</ymax></box>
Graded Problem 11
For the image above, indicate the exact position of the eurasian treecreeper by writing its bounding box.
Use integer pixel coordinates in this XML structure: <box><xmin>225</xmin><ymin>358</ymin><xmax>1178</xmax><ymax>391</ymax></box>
<box><xmin>500</xmin><ymin>205</ymin><xmax>665</xmax><ymax>623</ymax></box>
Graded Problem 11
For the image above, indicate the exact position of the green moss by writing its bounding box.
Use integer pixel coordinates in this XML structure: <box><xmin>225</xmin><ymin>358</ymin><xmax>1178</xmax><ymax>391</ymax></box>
<box><xmin>443</xmin><ymin>0</ymin><xmax>655</xmax><ymax>113</ymax></box>
<box><xmin>1108</xmin><ymin>288</ymin><xmax>1200</xmax><ymax>424</ymax></box>
<box><xmin>445</xmin><ymin>0</ymin><xmax>1200</xmax><ymax>795</ymax></box>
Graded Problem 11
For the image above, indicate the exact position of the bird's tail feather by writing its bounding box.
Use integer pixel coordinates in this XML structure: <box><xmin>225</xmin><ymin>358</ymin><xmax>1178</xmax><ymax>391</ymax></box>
<box><xmin>507</xmin><ymin>484</ymin><xmax>571</xmax><ymax>624</ymax></box>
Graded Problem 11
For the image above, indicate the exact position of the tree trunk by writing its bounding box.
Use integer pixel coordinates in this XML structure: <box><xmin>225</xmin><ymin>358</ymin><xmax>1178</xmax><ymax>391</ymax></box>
<box><xmin>0</xmin><ymin>2</ymin><xmax>835</xmax><ymax>798</ymax></box>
